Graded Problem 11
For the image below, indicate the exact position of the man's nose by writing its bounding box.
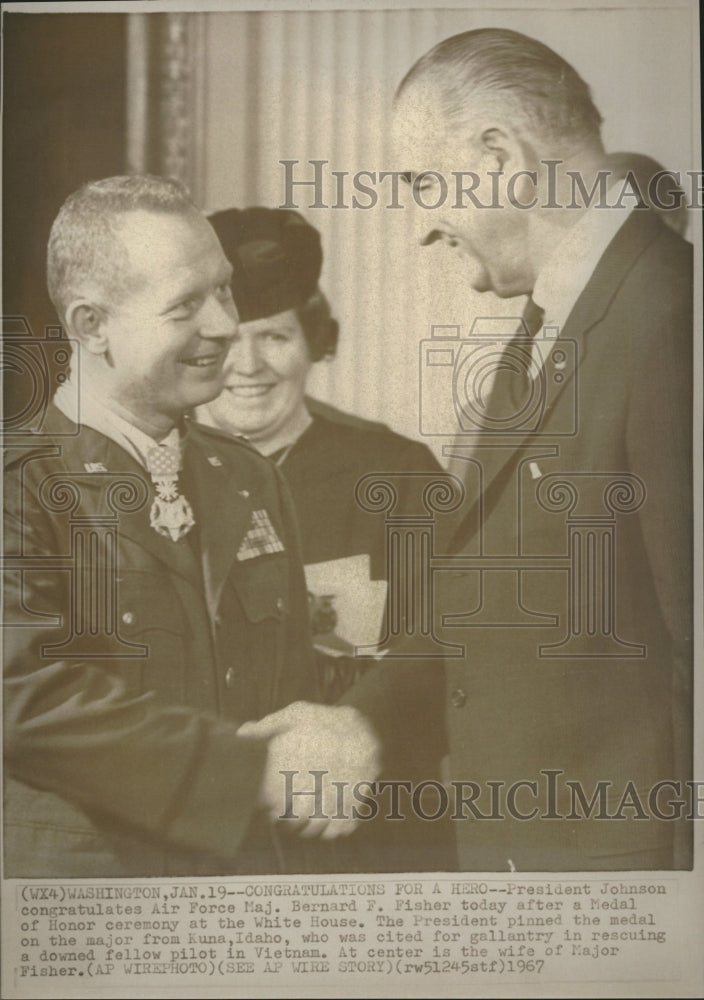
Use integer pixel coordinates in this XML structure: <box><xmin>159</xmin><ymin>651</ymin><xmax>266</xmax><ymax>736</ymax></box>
<box><xmin>200</xmin><ymin>294</ymin><xmax>238</xmax><ymax>341</ymax></box>
<box><xmin>400</xmin><ymin>180</ymin><xmax>435</xmax><ymax>247</ymax></box>
<box><xmin>407</xmin><ymin>197</ymin><xmax>442</xmax><ymax>248</ymax></box>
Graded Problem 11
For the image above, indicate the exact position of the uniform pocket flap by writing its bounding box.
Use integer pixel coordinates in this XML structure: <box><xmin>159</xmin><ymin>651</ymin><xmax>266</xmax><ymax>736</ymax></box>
<box><xmin>232</xmin><ymin>560</ymin><xmax>287</xmax><ymax>623</ymax></box>
<box><xmin>117</xmin><ymin>573</ymin><xmax>187</xmax><ymax>635</ymax></box>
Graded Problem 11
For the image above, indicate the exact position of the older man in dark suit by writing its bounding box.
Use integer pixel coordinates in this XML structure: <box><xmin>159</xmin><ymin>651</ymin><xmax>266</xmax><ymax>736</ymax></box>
<box><xmin>329</xmin><ymin>28</ymin><xmax>693</xmax><ymax>871</ymax></box>
<box><xmin>3</xmin><ymin>175</ymin><xmax>377</xmax><ymax>877</ymax></box>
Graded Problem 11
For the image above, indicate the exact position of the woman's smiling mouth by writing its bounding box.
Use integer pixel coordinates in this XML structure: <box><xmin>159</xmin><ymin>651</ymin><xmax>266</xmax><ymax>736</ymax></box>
<box><xmin>227</xmin><ymin>384</ymin><xmax>277</xmax><ymax>397</ymax></box>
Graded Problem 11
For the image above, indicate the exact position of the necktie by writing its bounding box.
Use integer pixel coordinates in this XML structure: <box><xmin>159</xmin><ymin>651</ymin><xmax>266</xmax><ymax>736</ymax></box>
<box><xmin>445</xmin><ymin>297</ymin><xmax>544</xmax><ymax>480</ymax></box>
<box><xmin>441</xmin><ymin>298</ymin><xmax>545</xmax><ymax>552</ymax></box>
<box><xmin>521</xmin><ymin>296</ymin><xmax>545</xmax><ymax>338</ymax></box>
<box><xmin>506</xmin><ymin>296</ymin><xmax>545</xmax><ymax>410</ymax></box>
<box><xmin>146</xmin><ymin>442</ymin><xmax>196</xmax><ymax>542</ymax></box>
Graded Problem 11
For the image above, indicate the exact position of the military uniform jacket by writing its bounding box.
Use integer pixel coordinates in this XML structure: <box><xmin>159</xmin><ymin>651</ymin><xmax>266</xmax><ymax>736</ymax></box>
<box><xmin>343</xmin><ymin>209</ymin><xmax>694</xmax><ymax>871</ymax></box>
<box><xmin>4</xmin><ymin>404</ymin><xmax>318</xmax><ymax>877</ymax></box>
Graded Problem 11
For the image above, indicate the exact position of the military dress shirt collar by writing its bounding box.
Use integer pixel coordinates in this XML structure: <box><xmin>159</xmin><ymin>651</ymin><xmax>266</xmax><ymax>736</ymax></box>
<box><xmin>531</xmin><ymin>183</ymin><xmax>635</xmax><ymax>337</ymax></box>
<box><xmin>54</xmin><ymin>375</ymin><xmax>182</xmax><ymax>468</ymax></box>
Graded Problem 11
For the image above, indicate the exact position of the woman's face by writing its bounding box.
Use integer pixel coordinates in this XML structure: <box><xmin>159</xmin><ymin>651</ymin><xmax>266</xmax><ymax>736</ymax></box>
<box><xmin>202</xmin><ymin>308</ymin><xmax>314</xmax><ymax>444</ymax></box>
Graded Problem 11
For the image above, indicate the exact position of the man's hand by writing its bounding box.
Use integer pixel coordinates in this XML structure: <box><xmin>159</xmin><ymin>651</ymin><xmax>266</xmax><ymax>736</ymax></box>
<box><xmin>238</xmin><ymin>702</ymin><xmax>381</xmax><ymax>839</ymax></box>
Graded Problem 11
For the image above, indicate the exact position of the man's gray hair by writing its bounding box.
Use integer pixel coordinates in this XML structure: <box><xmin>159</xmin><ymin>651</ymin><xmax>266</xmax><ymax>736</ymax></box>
<box><xmin>47</xmin><ymin>174</ymin><xmax>198</xmax><ymax>323</ymax></box>
<box><xmin>396</xmin><ymin>28</ymin><xmax>603</xmax><ymax>152</ymax></box>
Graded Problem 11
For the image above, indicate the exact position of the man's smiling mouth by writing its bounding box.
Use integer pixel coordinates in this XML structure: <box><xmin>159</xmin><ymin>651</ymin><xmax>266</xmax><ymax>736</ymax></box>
<box><xmin>181</xmin><ymin>352</ymin><xmax>223</xmax><ymax>368</ymax></box>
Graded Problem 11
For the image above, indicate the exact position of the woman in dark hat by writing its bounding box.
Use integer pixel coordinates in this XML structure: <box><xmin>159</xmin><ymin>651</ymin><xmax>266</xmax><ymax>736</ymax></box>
<box><xmin>198</xmin><ymin>208</ymin><xmax>454</xmax><ymax>873</ymax></box>
<box><xmin>199</xmin><ymin>207</ymin><xmax>444</xmax><ymax>693</ymax></box>
<box><xmin>202</xmin><ymin>208</ymin><xmax>339</xmax><ymax>469</ymax></box>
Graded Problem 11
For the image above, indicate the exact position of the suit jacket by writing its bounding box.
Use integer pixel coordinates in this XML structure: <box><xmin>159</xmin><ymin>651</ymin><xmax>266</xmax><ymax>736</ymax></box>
<box><xmin>3</xmin><ymin>404</ymin><xmax>318</xmax><ymax>877</ymax></box>
<box><xmin>343</xmin><ymin>209</ymin><xmax>693</xmax><ymax>871</ymax></box>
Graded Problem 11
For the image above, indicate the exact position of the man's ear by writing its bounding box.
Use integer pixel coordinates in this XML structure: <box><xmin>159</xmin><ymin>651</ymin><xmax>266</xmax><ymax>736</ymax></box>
<box><xmin>479</xmin><ymin>125</ymin><xmax>525</xmax><ymax>171</ymax></box>
<box><xmin>64</xmin><ymin>300</ymin><xmax>109</xmax><ymax>355</ymax></box>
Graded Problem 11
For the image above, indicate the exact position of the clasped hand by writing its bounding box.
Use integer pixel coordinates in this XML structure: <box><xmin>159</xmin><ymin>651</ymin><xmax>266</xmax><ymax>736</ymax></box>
<box><xmin>238</xmin><ymin>702</ymin><xmax>381</xmax><ymax>839</ymax></box>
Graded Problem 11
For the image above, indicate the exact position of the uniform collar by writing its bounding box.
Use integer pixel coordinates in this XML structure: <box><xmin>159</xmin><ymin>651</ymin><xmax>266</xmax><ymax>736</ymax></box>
<box><xmin>54</xmin><ymin>377</ymin><xmax>182</xmax><ymax>469</ymax></box>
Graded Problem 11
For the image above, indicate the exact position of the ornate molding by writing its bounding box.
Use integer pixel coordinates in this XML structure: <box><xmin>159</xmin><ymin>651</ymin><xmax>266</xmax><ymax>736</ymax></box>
<box><xmin>125</xmin><ymin>12</ymin><xmax>206</xmax><ymax>201</ymax></box>
<box><xmin>159</xmin><ymin>13</ymin><xmax>192</xmax><ymax>186</ymax></box>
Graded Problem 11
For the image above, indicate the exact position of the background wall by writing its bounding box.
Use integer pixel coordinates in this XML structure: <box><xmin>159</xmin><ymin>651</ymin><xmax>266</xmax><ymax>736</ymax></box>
<box><xmin>3</xmin><ymin>13</ymin><xmax>127</xmax><ymax>421</ymax></box>
<box><xmin>193</xmin><ymin>4</ymin><xmax>697</xmax><ymax>451</ymax></box>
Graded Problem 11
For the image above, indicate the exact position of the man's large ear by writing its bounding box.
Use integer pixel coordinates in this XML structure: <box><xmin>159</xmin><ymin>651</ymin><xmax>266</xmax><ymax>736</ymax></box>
<box><xmin>64</xmin><ymin>300</ymin><xmax>109</xmax><ymax>355</ymax></box>
<box><xmin>479</xmin><ymin>125</ymin><xmax>526</xmax><ymax>171</ymax></box>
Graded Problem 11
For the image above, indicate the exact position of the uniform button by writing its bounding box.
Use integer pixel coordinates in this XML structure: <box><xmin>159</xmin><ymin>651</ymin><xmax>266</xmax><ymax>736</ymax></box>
<box><xmin>450</xmin><ymin>688</ymin><xmax>467</xmax><ymax>708</ymax></box>
<box><xmin>214</xmin><ymin>614</ymin><xmax>222</xmax><ymax>628</ymax></box>
<box><xmin>275</xmin><ymin>597</ymin><xmax>285</xmax><ymax>613</ymax></box>
<box><xmin>225</xmin><ymin>667</ymin><xmax>235</xmax><ymax>688</ymax></box>
<box><xmin>122</xmin><ymin>611</ymin><xmax>134</xmax><ymax>625</ymax></box>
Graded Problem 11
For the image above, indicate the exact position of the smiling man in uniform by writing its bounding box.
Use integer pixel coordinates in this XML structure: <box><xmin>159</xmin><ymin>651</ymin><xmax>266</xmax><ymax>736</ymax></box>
<box><xmin>3</xmin><ymin>174</ymin><xmax>377</xmax><ymax>877</ymax></box>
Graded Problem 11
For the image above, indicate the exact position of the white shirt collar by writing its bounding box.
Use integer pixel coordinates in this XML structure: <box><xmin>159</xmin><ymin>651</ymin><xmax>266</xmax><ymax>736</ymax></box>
<box><xmin>531</xmin><ymin>186</ymin><xmax>635</xmax><ymax>335</ymax></box>
<box><xmin>54</xmin><ymin>375</ymin><xmax>181</xmax><ymax>469</ymax></box>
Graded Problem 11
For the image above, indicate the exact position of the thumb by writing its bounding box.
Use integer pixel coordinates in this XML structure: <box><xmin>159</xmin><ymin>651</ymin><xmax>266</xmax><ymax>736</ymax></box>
<box><xmin>237</xmin><ymin>701</ymin><xmax>313</xmax><ymax>739</ymax></box>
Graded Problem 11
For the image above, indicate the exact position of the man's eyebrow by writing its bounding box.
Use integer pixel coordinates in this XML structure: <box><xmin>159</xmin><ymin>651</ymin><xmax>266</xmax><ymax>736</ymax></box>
<box><xmin>158</xmin><ymin>284</ymin><xmax>202</xmax><ymax>316</ymax></box>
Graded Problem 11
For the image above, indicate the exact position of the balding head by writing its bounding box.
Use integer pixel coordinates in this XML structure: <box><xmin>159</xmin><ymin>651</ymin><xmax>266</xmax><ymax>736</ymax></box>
<box><xmin>396</xmin><ymin>28</ymin><xmax>603</xmax><ymax>158</ymax></box>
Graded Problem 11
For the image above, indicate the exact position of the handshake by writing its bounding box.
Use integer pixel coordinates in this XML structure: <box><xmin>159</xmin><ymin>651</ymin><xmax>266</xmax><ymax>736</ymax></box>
<box><xmin>238</xmin><ymin>702</ymin><xmax>381</xmax><ymax>839</ymax></box>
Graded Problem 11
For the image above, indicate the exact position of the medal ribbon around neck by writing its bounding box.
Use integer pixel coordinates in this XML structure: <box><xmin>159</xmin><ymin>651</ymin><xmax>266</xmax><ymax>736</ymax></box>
<box><xmin>146</xmin><ymin>444</ymin><xmax>195</xmax><ymax>542</ymax></box>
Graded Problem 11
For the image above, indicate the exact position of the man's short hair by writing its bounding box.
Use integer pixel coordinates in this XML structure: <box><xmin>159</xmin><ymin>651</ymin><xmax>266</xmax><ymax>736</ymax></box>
<box><xmin>397</xmin><ymin>28</ymin><xmax>603</xmax><ymax>152</ymax></box>
<box><xmin>47</xmin><ymin>174</ymin><xmax>198</xmax><ymax>323</ymax></box>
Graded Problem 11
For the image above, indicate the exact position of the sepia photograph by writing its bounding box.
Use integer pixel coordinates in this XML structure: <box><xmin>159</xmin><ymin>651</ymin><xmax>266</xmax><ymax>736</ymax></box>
<box><xmin>1</xmin><ymin>0</ymin><xmax>702</xmax><ymax>996</ymax></box>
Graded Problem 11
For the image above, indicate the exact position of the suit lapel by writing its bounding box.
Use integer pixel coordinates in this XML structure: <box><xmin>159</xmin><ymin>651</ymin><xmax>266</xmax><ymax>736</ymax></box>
<box><xmin>183</xmin><ymin>430</ymin><xmax>253</xmax><ymax>621</ymax></box>
<box><xmin>559</xmin><ymin>207</ymin><xmax>663</xmax><ymax>343</ymax></box>
<box><xmin>444</xmin><ymin>210</ymin><xmax>666</xmax><ymax>552</ymax></box>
